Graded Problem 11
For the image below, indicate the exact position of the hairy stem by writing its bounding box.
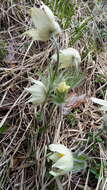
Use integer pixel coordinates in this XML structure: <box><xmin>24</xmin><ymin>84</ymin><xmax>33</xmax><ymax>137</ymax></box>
<box><xmin>56</xmin><ymin>177</ymin><xmax>63</xmax><ymax>190</ymax></box>
<box><xmin>39</xmin><ymin>34</ymin><xmax>60</xmax><ymax>118</ymax></box>
<box><xmin>51</xmin><ymin>33</ymin><xmax>60</xmax><ymax>81</ymax></box>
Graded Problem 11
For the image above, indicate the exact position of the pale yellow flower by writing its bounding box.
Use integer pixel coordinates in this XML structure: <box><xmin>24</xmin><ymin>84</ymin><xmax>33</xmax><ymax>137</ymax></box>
<box><xmin>48</xmin><ymin>144</ymin><xmax>73</xmax><ymax>177</ymax></box>
<box><xmin>25</xmin><ymin>78</ymin><xmax>47</xmax><ymax>105</ymax></box>
<box><xmin>25</xmin><ymin>2</ymin><xmax>61</xmax><ymax>41</ymax></box>
<box><xmin>57</xmin><ymin>82</ymin><xmax>70</xmax><ymax>93</ymax></box>
<box><xmin>52</xmin><ymin>48</ymin><xmax>81</xmax><ymax>69</ymax></box>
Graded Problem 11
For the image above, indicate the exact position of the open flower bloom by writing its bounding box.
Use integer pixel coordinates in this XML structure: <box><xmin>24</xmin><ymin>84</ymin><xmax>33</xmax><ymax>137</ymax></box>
<box><xmin>25</xmin><ymin>2</ymin><xmax>61</xmax><ymax>41</ymax></box>
<box><xmin>25</xmin><ymin>78</ymin><xmax>47</xmax><ymax>105</ymax></box>
<box><xmin>57</xmin><ymin>81</ymin><xmax>70</xmax><ymax>93</ymax></box>
<box><xmin>48</xmin><ymin>144</ymin><xmax>73</xmax><ymax>177</ymax></box>
<box><xmin>52</xmin><ymin>48</ymin><xmax>81</xmax><ymax>69</ymax></box>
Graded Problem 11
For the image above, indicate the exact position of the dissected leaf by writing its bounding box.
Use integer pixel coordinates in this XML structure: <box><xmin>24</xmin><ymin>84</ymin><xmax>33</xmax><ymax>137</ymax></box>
<box><xmin>72</xmin><ymin>152</ymin><xmax>87</xmax><ymax>173</ymax></box>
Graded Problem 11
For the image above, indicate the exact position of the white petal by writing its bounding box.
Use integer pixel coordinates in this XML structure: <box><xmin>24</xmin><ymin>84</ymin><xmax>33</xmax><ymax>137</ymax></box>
<box><xmin>49</xmin><ymin>170</ymin><xmax>61</xmax><ymax>177</ymax></box>
<box><xmin>49</xmin><ymin>169</ymin><xmax>65</xmax><ymax>177</ymax></box>
<box><xmin>25</xmin><ymin>78</ymin><xmax>47</xmax><ymax>105</ymax></box>
<box><xmin>24</xmin><ymin>29</ymin><xmax>44</xmax><ymax>41</ymax></box>
<box><xmin>25</xmin><ymin>86</ymin><xmax>38</xmax><ymax>93</ymax></box>
<box><xmin>49</xmin><ymin>144</ymin><xmax>71</xmax><ymax>155</ymax></box>
<box><xmin>52</xmin><ymin>48</ymin><xmax>81</xmax><ymax>68</ymax></box>
<box><xmin>25</xmin><ymin>86</ymin><xmax>44</xmax><ymax>96</ymax></box>
<box><xmin>59</xmin><ymin>48</ymin><xmax>81</xmax><ymax>65</ymax></box>
<box><xmin>52</xmin><ymin>154</ymin><xmax>73</xmax><ymax>172</ymax></box>
<box><xmin>53</xmin><ymin>21</ymin><xmax>61</xmax><ymax>35</ymax></box>
<box><xmin>30</xmin><ymin>5</ymin><xmax>55</xmax><ymax>30</ymax></box>
<box><xmin>31</xmin><ymin>5</ymin><xmax>60</xmax><ymax>34</ymax></box>
<box><xmin>29</xmin><ymin>78</ymin><xmax>47</xmax><ymax>91</ymax></box>
<box><xmin>48</xmin><ymin>153</ymin><xmax>60</xmax><ymax>162</ymax></box>
<box><xmin>91</xmin><ymin>97</ymin><xmax>107</xmax><ymax>107</ymax></box>
<box><xmin>28</xmin><ymin>96</ymin><xmax>45</xmax><ymax>104</ymax></box>
<box><xmin>37</xmin><ymin>22</ymin><xmax>61</xmax><ymax>41</ymax></box>
<box><xmin>38</xmin><ymin>29</ymin><xmax>52</xmax><ymax>41</ymax></box>
<box><xmin>60</xmin><ymin>48</ymin><xmax>81</xmax><ymax>59</ymax></box>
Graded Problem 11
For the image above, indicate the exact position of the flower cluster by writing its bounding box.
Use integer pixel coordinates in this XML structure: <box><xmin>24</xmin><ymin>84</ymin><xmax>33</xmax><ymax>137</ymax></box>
<box><xmin>25</xmin><ymin>2</ymin><xmax>81</xmax><ymax>105</ymax></box>
<box><xmin>24</xmin><ymin>2</ymin><xmax>82</xmax><ymax>177</ymax></box>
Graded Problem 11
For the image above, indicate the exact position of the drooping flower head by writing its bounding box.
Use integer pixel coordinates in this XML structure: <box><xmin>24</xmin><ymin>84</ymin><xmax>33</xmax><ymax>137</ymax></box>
<box><xmin>25</xmin><ymin>2</ymin><xmax>61</xmax><ymax>41</ymax></box>
<box><xmin>25</xmin><ymin>78</ymin><xmax>47</xmax><ymax>105</ymax></box>
<box><xmin>48</xmin><ymin>144</ymin><xmax>73</xmax><ymax>177</ymax></box>
<box><xmin>52</xmin><ymin>48</ymin><xmax>81</xmax><ymax>69</ymax></box>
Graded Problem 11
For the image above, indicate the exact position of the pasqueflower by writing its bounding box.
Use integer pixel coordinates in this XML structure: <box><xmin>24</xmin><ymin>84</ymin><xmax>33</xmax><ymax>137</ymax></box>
<box><xmin>48</xmin><ymin>144</ymin><xmax>73</xmax><ymax>177</ymax></box>
<box><xmin>25</xmin><ymin>2</ymin><xmax>61</xmax><ymax>41</ymax></box>
<box><xmin>25</xmin><ymin>78</ymin><xmax>47</xmax><ymax>105</ymax></box>
<box><xmin>52</xmin><ymin>48</ymin><xmax>81</xmax><ymax>69</ymax></box>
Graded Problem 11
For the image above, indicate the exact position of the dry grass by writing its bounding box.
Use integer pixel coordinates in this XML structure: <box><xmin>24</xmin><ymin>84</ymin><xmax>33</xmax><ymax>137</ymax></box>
<box><xmin>0</xmin><ymin>0</ymin><xmax>107</xmax><ymax>189</ymax></box>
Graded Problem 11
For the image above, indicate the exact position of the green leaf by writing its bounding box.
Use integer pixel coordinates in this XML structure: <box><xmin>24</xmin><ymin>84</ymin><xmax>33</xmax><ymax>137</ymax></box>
<box><xmin>0</xmin><ymin>124</ymin><xmax>9</xmax><ymax>134</ymax></box>
<box><xmin>72</xmin><ymin>153</ymin><xmax>87</xmax><ymax>172</ymax></box>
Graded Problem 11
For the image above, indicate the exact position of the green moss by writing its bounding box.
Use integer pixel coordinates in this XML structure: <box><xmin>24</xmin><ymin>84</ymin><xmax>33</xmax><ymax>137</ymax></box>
<box><xmin>0</xmin><ymin>42</ymin><xmax>7</xmax><ymax>60</ymax></box>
